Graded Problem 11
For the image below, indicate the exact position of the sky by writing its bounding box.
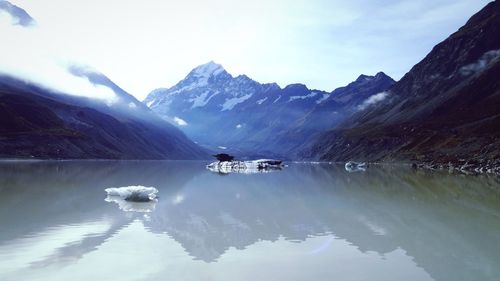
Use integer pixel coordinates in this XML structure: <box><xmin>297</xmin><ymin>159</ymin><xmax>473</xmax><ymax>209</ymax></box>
<box><xmin>0</xmin><ymin>0</ymin><xmax>492</xmax><ymax>100</ymax></box>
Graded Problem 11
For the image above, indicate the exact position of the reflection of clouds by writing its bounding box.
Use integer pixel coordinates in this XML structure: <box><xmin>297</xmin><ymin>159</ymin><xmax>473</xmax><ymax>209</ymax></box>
<box><xmin>358</xmin><ymin>216</ymin><xmax>388</xmax><ymax>236</ymax></box>
<box><xmin>0</xmin><ymin>221</ymin><xmax>111</xmax><ymax>274</ymax></box>
<box><xmin>172</xmin><ymin>194</ymin><xmax>185</xmax><ymax>205</ymax></box>
<box><xmin>2</xmin><ymin>161</ymin><xmax>500</xmax><ymax>281</ymax></box>
<box><xmin>308</xmin><ymin>236</ymin><xmax>335</xmax><ymax>255</ymax></box>
<box><xmin>105</xmin><ymin>196</ymin><xmax>157</xmax><ymax>213</ymax></box>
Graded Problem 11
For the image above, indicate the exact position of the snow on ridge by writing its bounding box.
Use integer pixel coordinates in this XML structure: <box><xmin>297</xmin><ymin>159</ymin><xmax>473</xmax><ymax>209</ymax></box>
<box><xmin>256</xmin><ymin>97</ymin><xmax>267</xmax><ymax>105</ymax></box>
<box><xmin>189</xmin><ymin>90</ymin><xmax>218</xmax><ymax>108</ymax></box>
<box><xmin>193</xmin><ymin>61</ymin><xmax>225</xmax><ymax>78</ymax></box>
<box><xmin>316</xmin><ymin>93</ymin><xmax>329</xmax><ymax>104</ymax></box>
<box><xmin>221</xmin><ymin>94</ymin><xmax>252</xmax><ymax>111</ymax></box>
<box><xmin>288</xmin><ymin>91</ymin><xmax>318</xmax><ymax>102</ymax></box>
<box><xmin>174</xmin><ymin>116</ymin><xmax>188</xmax><ymax>126</ymax></box>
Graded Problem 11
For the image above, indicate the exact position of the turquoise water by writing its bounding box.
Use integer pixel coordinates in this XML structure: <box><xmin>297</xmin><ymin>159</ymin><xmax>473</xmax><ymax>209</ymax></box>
<box><xmin>0</xmin><ymin>161</ymin><xmax>499</xmax><ymax>281</ymax></box>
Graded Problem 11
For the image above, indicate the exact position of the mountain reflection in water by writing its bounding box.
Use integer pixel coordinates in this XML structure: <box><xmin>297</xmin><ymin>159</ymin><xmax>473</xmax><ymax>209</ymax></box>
<box><xmin>0</xmin><ymin>161</ymin><xmax>499</xmax><ymax>281</ymax></box>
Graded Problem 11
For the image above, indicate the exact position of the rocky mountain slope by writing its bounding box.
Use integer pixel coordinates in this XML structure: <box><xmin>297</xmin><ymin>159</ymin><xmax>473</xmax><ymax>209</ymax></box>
<box><xmin>145</xmin><ymin>62</ymin><xmax>394</xmax><ymax>157</ymax></box>
<box><xmin>0</xmin><ymin>74</ymin><xmax>208</xmax><ymax>159</ymax></box>
<box><xmin>303</xmin><ymin>0</ymin><xmax>500</xmax><ymax>171</ymax></box>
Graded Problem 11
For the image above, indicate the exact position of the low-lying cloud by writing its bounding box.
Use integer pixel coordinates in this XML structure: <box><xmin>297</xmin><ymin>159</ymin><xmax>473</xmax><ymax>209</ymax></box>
<box><xmin>459</xmin><ymin>49</ymin><xmax>500</xmax><ymax>76</ymax></box>
<box><xmin>358</xmin><ymin>91</ymin><xmax>389</xmax><ymax>111</ymax></box>
<box><xmin>0</xmin><ymin>2</ymin><xmax>117</xmax><ymax>103</ymax></box>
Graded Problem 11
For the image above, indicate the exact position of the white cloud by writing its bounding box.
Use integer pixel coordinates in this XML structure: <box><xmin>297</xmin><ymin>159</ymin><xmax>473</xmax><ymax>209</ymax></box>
<box><xmin>459</xmin><ymin>49</ymin><xmax>500</xmax><ymax>76</ymax></box>
<box><xmin>0</xmin><ymin>7</ymin><xmax>118</xmax><ymax>102</ymax></box>
<box><xmin>236</xmin><ymin>124</ymin><xmax>243</xmax><ymax>129</ymax></box>
<box><xmin>358</xmin><ymin>91</ymin><xmax>389</xmax><ymax>111</ymax></box>
<box><xmin>2</xmin><ymin>0</ymin><xmax>491</xmax><ymax>99</ymax></box>
<box><xmin>173</xmin><ymin>116</ymin><xmax>188</xmax><ymax>126</ymax></box>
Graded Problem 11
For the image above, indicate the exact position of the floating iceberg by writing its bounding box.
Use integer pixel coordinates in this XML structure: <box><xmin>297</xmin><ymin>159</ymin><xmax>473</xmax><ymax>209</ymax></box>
<box><xmin>104</xmin><ymin>186</ymin><xmax>158</xmax><ymax>213</ymax></box>
<box><xmin>105</xmin><ymin>186</ymin><xmax>158</xmax><ymax>202</ymax></box>
<box><xmin>345</xmin><ymin>161</ymin><xmax>367</xmax><ymax>172</ymax></box>
<box><xmin>207</xmin><ymin>159</ymin><xmax>283</xmax><ymax>174</ymax></box>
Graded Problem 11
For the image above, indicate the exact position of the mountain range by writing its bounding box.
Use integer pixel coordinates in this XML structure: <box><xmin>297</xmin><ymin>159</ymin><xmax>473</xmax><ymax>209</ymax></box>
<box><xmin>0</xmin><ymin>70</ymin><xmax>207</xmax><ymax>159</ymax></box>
<box><xmin>0</xmin><ymin>0</ymin><xmax>499</xmax><ymax>168</ymax></box>
<box><xmin>144</xmin><ymin>62</ymin><xmax>394</xmax><ymax>158</ymax></box>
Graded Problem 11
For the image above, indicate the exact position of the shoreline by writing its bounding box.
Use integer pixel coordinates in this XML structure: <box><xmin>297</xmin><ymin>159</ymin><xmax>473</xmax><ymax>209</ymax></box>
<box><xmin>1</xmin><ymin>157</ymin><xmax>498</xmax><ymax>176</ymax></box>
<box><xmin>412</xmin><ymin>160</ymin><xmax>500</xmax><ymax>176</ymax></box>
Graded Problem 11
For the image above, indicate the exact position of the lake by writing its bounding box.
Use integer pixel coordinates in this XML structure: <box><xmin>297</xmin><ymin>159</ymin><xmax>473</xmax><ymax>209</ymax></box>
<box><xmin>0</xmin><ymin>160</ymin><xmax>499</xmax><ymax>281</ymax></box>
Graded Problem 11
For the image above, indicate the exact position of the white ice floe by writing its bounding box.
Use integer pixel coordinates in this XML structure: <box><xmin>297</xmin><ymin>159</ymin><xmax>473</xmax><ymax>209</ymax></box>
<box><xmin>104</xmin><ymin>186</ymin><xmax>158</xmax><ymax>212</ymax></box>
<box><xmin>207</xmin><ymin>160</ymin><xmax>283</xmax><ymax>174</ymax></box>
<box><xmin>105</xmin><ymin>186</ymin><xmax>158</xmax><ymax>202</ymax></box>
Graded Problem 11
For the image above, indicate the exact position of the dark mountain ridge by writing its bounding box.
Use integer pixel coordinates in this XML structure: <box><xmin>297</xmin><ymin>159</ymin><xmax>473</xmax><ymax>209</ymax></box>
<box><xmin>0</xmin><ymin>74</ymin><xmax>208</xmax><ymax>159</ymax></box>
<box><xmin>302</xmin><ymin>0</ymin><xmax>500</xmax><ymax>172</ymax></box>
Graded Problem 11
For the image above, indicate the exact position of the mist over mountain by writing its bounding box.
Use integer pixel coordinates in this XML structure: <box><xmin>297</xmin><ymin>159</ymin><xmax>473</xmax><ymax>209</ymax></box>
<box><xmin>0</xmin><ymin>73</ymin><xmax>208</xmax><ymax>159</ymax></box>
<box><xmin>302</xmin><ymin>1</ymin><xmax>500</xmax><ymax>167</ymax></box>
<box><xmin>145</xmin><ymin>62</ymin><xmax>394</xmax><ymax>158</ymax></box>
<box><xmin>1</xmin><ymin>0</ymin><xmax>498</xmax><ymax>166</ymax></box>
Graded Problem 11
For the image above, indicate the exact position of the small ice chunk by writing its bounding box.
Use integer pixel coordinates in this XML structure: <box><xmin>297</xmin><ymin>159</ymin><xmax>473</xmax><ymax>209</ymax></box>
<box><xmin>345</xmin><ymin>161</ymin><xmax>367</xmax><ymax>172</ymax></box>
<box><xmin>105</xmin><ymin>186</ymin><xmax>158</xmax><ymax>202</ymax></box>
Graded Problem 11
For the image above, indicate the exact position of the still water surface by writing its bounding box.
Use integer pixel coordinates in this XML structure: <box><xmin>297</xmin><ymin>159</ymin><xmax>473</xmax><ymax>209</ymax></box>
<box><xmin>0</xmin><ymin>161</ymin><xmax>499</xmax><ymax>281</ymax></box>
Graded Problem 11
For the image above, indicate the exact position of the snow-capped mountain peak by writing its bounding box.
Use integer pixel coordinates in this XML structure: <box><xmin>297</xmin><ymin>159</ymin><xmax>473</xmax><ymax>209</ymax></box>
<box><xmin>190</xmin><ymin>61</ymin><xmax>226</xmax><ymax>78</ymax></box>
<box><xmin>144</xmin><ymin>62</ymin><xmax>395</xmax><ymax>156</ymax></box>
